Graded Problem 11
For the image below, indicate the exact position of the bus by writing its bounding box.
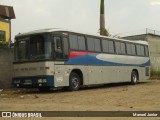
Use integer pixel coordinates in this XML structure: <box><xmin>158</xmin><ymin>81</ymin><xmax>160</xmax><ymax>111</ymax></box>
<box><xmin>13</xmin><ymin>29</ymin><xmax>150</xmax><ymax>91</ymax></box>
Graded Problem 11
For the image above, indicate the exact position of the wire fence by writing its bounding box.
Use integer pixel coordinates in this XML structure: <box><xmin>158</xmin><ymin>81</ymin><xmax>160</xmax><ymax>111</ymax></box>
<box><xmin>146</xmin><ymin>28</ymin><xmax>160</xmax><ymax>36</ymax></box>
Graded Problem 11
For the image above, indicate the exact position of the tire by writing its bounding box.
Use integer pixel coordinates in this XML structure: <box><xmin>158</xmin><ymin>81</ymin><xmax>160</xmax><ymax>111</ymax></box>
<box><xmin>131</xmin><ymin>71</ymin><xmax>138</xmax><ymax>85</ymax></box>
<box><xmin>69</xmin><ymin>72</ymin><xmax>80</xmax><ymax>91</ymax></box>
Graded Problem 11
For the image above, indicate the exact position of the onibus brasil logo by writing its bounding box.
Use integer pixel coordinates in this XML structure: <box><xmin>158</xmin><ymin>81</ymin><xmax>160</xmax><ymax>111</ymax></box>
<box><xmin>1</xmin><ymin>112</ymin><xmax>42</xmax><ymax>118</ymax></box>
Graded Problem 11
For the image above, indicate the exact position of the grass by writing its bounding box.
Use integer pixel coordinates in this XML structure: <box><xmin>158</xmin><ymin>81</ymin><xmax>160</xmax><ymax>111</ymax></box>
<box><xmin>151</xmin><ymin>70</ymin><xmax>160</xmax><ymax>77</ymax></box>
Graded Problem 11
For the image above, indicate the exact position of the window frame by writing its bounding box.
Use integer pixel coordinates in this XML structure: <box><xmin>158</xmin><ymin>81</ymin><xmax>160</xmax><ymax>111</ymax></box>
<box><xmin>136</xmin><ymin>44</ymin><xmax>142</xmax><ymax>56</ymax></box>
<box><xmin>69</xmin><ymin>33</ymin><xmax>87</xmax><ymax>51</ymax></box>
<box><xmin>87</xmin><ymin>37</ymin><xmax>95</xmax><ymax>52</ymax></box>
<box><xmin>120</xmin><ymin>42</ymin><xmax>127</xmax><ymax>55</ymax></box>
<box><xmin>115</xmin><ymin>41</ymin><xmax>126</xmax><ymax>55</ymax></box>
<box><xmin>108</xmin><ymin>39</ymin><xmax>115</xmax><ymax>54</ymax></box>
<box><xmin>126</xmin><ymin>43</ymin><xmax>132</xmax><ymax>55</ymax></box>
<box><xmin>131</xmin><ymin>44</ymin><xmax>136</xmax><ymax>56</ymax></box>
<box><xmin>115</xmin><ymin>41</ymin><xmax>121</xmax><ymax>55</ymax></box>
<box><xmin>69</xmin><ymin>34</ymin><xmax>78</xmax><ymax>50</ymax></box>
<box><xmin>52</xmin><ymin>33</ymin><xmax>70</xmax><ymax>61</ymax></box>
<box><xmin>0</xmin><ymin>30</ymin><xmax>6</xmax><ymax>41</ymax></box>
<box><xmin>94</xmin><ymin>38</ymin><xmax>101</xmax><ymax>52</ymax></box>
<box><xmin>77</xmin><ymin>35</ymin><xmax>86</xmax><ymax>51</ymax></box>
<box><xmin>144</xmin><ymin>45</ymin><xmax>149</xmax><ymax>57</ymax></box>
<box><xmin>140</xmin><ymin>45</ymin><xmax>145</xmax><ymax>57</ymax></box>
<box><xmin>102</xmin><ymin>39</ymin><xmax>109</xmax><ymax>53</ymax></box>
<box><xmin>86</xmin><ymin>36</ymin><xmax>102</xmax><ymax>53</ymax></box>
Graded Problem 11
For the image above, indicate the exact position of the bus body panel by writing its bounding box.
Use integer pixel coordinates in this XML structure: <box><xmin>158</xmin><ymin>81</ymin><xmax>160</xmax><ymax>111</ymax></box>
<box><xmin>13</xmin><ymin>52</ymin><xmax>150</xmax><ymax>88</ymax></box>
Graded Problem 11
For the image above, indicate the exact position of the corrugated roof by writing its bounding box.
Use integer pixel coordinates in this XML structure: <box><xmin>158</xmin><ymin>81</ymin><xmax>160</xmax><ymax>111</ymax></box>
<box><xmin>0</xmin><ymin>5</ymin><xmax>15</xmax><ymax>19</ymax></box>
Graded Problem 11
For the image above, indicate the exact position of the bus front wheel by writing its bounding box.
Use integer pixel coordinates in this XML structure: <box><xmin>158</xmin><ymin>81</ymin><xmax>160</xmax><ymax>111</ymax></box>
<box><xmin>131</xmin><ymin>70</ymin><xmax>138</xmax><ymax>85</ymax></box>
<box><xmin>69</xmin><ymin>72</ymin><xmax>80</xmax><ymax>91</ymax></box>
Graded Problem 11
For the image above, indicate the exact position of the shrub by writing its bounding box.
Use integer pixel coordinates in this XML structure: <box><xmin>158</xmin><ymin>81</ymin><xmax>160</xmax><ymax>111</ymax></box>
<box><xmin>151</xmin><ymin>70</ymin><xmax>160</xmax><ymax>77</ymax></box>
<box><xmin>0</xmin><ymin>41</ymin><xmax>8</xmax><ymax>48</ymax></box>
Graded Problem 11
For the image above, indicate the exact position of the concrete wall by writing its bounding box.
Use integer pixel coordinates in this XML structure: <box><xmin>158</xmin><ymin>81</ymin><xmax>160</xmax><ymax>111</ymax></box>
<box><xmin>123</xmin><ymin>34</ymin><xmax>160</xmax><ymax>71</ymax></box>
<box><xmin>123</xmin><ymin>34</ymin><xmax>147</xmax><ymax>41</ymax></box>
<box><xmin>0</xmin><ymin>48</ymin><xmax>13</xmax><ymax>88</ymax></box>
<box><xmin>146</xmin><ymin>35</ymin><xmax>160</xmax><ymax>71</ymax></box>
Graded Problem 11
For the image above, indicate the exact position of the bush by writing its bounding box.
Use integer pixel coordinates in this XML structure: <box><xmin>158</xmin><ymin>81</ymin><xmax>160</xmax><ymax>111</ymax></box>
<box><xmin>0</xmin><ymin>41</ymin><xmax>9</xmax><ymax>48</ymax></box>
<box><xmin>151</xmin><ymin>70</ymin><xmax>160</xmax><ymax>77</ymax></box>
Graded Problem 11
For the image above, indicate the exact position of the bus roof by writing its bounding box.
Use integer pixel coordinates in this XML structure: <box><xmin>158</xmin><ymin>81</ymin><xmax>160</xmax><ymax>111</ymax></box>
<box><xmin>16</xmin><ymin>28</ymin><xmax>148</xmax><ymax>45</ymax></box>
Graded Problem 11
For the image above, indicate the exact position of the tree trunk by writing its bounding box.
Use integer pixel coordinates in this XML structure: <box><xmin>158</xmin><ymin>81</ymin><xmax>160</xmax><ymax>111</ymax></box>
<box><xmin>100</xmin><ymin>0</ymin><xmax>109</xmax><ymax>36</ymax></box>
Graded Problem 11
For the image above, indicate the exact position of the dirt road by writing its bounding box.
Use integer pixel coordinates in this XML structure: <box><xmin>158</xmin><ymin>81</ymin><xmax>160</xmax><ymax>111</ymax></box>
<box><xmin>0</xmin><ymin>79</ymin><xmax>160</xmax><ymax>120</ymax></box>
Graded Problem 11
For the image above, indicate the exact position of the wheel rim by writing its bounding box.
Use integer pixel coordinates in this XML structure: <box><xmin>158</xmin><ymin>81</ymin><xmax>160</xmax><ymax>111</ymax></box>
<box><xmin>133</xmin><ymin>73</ymin><xmax>137</xmax><ymax>83</ymax></box>
<box><xmin>71</xmin><ymin>77</ymin><xmax>79</xmax><ymax>88</ymax></box>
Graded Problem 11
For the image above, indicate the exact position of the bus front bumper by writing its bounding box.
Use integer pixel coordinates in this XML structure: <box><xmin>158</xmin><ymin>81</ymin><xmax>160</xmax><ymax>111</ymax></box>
<box><xmin>12</xmin><ymin>75</ymin><xmax>54</xmax><ymax>88</ymax></box>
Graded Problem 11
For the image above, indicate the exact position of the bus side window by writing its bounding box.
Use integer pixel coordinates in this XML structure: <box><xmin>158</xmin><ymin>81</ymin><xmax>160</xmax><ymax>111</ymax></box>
<box><xmin>54</xmin><ymin>37</ymin><xmax>62</xmax><ymax>52</ymax></box>
<box><xmin>78</xmin><ymin>36</ymin><xmax>86</xmax><ymax>51</ymax></box>
<box><xmin>87</xmin><ymin>37</ymin><xmax>95</xmax><ymax>51</ymax></box>
<box><xmin>121</xmin><ymin>42</ymin><xmax>126</xmax><ymax>54</ymax></box>
<box><xmin>95</xmin><ymin>38</ymin><xmax>101</xmax><ymax>52</ymax></box>
<box><xmin>145</xmin><ymin>46</ymin><xmax>149</xmax><ymax>57</ymax></box>
<box><xmin>131</xmin><ymin>44</ymin><xmax>136</xmax><ymax>55</ymax></box>
<box><xmin>140</xmin><ymin>45</ymin><xmax>145</xmax><ymax>56</ymax></box>
<box><xmin>53</xmin><ymin>37</ymin><xmax>63</xmax><ymax>59</ymax></box>
<box><xmin>126</xmin><ymin>43</ymin><xmax>132</xmax><ymax>55</ymax></box>
<box><xmin>69</xmin><ymin>35</ymin><xmax>78</xmax><ymax>50</ymax></box>
<box><xmin>115</xmin><ymin>42</ymin><xmax>121</xmax><ymax>54</ymax></box>
<box><xmin>108</xmin><ymin>40</ymin><xmax>115</xmax><ymax>53</ymax></box>
<box><xmin>102</xmin><ymin>39</ymin><xmax>109</xmax><ymax>53</ymax></box>
<box><xmin>63</xmin><ymin>37</ymin><xmax>69</xmax><ymax>59</ymax></box>
<box><xmin>136</xmin><ymin>44</ymin><xmax>142</xmax><ymax>56</ymax></box>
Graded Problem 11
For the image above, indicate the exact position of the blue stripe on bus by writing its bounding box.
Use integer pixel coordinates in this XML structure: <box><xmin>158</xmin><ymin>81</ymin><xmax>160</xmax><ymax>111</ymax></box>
<box><xmin>65</xmin><ymin>54</ymin><xmax>151</xmax><ymax>66</ymax></box>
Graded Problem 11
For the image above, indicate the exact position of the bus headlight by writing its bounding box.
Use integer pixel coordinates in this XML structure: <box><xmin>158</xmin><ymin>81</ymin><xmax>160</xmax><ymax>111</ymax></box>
<box><xmin>42</xmin><ymin>79</ymin><xmax>47</xmax><ymax>83</ymax></box>
<box><xmin>38</xmin><ymin>79</ymin><xmax>43</xmax><ymax>83</ymax></box>
<box><xmin>14</xmin><ymin>80</ymin><xmax>20</xmax><ymax>84</ymax></box>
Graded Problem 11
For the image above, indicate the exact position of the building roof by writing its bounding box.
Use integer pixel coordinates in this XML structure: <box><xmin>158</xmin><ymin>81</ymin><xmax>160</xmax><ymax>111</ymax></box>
<box><xmin>0</xmin><ymin>5</ymin><xmax>15</xmax><ymax>19</ymax></box>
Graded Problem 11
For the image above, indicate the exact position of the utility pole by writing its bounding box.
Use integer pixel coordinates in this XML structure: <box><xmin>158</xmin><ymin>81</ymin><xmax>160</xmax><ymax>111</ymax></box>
<box><xmin>100</xmin><ymin>0</ymin><xmax>109</xmax><ymax>36</ymax></box>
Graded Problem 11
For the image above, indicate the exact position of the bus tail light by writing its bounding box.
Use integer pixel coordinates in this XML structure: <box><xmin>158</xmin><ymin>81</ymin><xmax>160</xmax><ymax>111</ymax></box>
<box><xmin>38</xmin><ymin>79</ymin><xmax>47</xmax><ymax>83</ymax></box>
<box><xmin>14</xmin><ymin>80</ymin><xmax>20</xmax><ymax>84</ymax></box>
<box><xmin>45</xmin><ymin>67</ymin><xmax>50</xmax><ymax>70</ymax></box>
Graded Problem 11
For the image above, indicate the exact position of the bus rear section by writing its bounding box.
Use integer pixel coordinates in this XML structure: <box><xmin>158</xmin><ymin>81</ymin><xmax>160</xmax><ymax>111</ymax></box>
<box><xmin>13</xmin><ymin>62</ymin><xmax>55</xmax><ymax>88</ymax></box>
<box><xmin>13</xmin><ymin>31</ymin><xmax>70</xmax><ymax>90</ymax></box>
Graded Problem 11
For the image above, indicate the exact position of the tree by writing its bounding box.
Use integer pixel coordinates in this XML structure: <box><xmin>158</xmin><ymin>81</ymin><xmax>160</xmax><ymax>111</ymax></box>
<box><xmin>100</xmin><ymin>0</ymin><xmax>109</xmax><ymax>36</ymax></box>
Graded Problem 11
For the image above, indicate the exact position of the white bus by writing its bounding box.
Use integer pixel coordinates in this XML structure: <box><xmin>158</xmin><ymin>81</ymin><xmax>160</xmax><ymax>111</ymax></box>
<box><xmin>13</xmin><ymin>29</ymin><xmax>150</xmax><ymax>91</ymax></box>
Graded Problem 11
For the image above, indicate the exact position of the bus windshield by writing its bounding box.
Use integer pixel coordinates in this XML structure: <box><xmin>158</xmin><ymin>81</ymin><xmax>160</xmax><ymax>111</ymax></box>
<box><xmin>15</xmin><ymin>33</ymin><xmax>52</xmax><ymax>62</ymax></box>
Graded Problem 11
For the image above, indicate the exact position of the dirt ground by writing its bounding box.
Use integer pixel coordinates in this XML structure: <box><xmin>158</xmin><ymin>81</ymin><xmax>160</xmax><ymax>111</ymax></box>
<box><xmin>0</xmin><ymin>79</ymin><xmax>160</xmax><ymax>120</ymax></box>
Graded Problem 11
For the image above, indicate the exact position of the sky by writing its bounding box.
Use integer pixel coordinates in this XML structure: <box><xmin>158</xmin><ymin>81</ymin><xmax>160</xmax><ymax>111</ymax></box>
<box><xmin>0</xmin><ymin>0</ymin><xmax>160</xmax><ymax>40</ymax></box>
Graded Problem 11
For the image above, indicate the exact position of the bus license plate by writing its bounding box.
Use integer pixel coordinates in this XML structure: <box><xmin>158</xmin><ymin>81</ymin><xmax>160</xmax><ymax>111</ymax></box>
<box><xmin>25</xmin><ymin>80</ymin><xmax>32</xmax><ymax>84</ymax></box>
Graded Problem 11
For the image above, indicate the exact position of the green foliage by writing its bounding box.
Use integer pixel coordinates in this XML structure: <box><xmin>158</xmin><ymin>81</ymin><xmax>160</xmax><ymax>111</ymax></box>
<box><xmin>100</xmin><ymin>28</ymin><xmax>110</xmax><ymax>36</ymax></box>
<box><xmin>0</xmin><ymin>41</ymin><xmax>8</xmax><ymax>48</ymax></box>
<box><xmin>151</xmin><ymin>70</ymin><xmax>160</xmax><ymax>77</ymax></box>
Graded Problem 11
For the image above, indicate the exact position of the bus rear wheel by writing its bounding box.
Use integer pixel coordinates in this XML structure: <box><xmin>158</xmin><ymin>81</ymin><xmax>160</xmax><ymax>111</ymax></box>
<box><xmin>69</xmin><ymin>72</ymin><xmax>80</xmax><ymax>91</ymax></box>
<box><xmin>131</xmin><ymin>70</ymin><xmax>138</xmax><ymax>85</ymax></box>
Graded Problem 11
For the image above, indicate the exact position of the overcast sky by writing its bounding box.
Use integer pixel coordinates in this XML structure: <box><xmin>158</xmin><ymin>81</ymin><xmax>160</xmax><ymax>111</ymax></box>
<box><xmin>0</xmin><ymin>0</ymin><xmax>160</xmax><ymax>40</ymax></box>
